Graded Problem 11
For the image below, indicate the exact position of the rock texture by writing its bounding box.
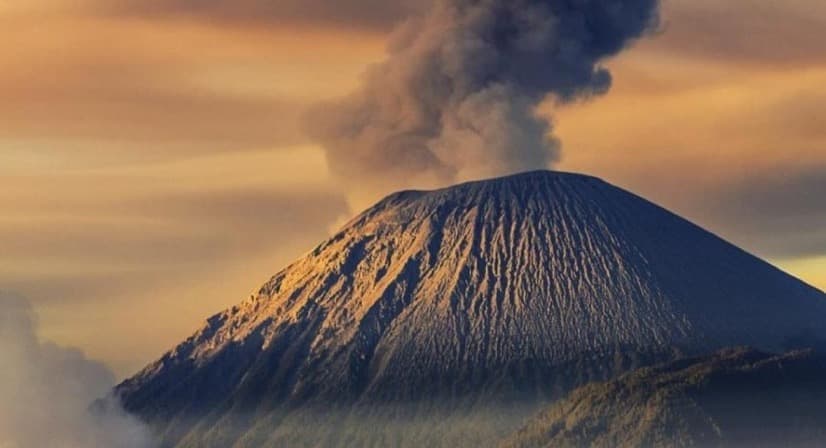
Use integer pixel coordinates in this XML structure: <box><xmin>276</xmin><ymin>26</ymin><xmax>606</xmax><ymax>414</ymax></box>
<box><xmin>117</xmin><ymin>171</ymin><xmax>826</xmax><ymax>447</ymax></box>
<box><xmin>503</xmin><ymin>348</ymin><xmax>826</xmax><ymax>448</ymax></box>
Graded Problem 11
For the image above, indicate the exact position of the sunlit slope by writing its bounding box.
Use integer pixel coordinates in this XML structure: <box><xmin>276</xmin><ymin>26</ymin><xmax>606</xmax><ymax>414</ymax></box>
<box><xmin>118</xmin><ymin>171</ymin><xmax>826</xmax><ymax>448</ymax></box>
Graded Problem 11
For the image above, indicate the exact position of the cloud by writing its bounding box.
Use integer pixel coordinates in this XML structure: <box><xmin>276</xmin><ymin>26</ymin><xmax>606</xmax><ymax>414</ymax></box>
<box><xmin>0</xmin><ymin>184</ymin><xmax>348</xmax><ymax>309</ymax></box>
<box><xmin>651</xmin><ymin>0</ymin><xmax>826</xmax><ymax>68</ymax></box>
<box><xmin>105</xmin><ymin>0</ymin><xmax>418</xmax><ymax>31</ymax></box>
<box><xmin>0</xmin><ymin>188</ymin><xmax>347</xmax><ymax>269</ymax></box>
<box><xmin>0</xmin><ymin>44</ymin><xmax>309</xmax><ymax>151</ymax></box>
<box><xmin>306</xmin><ymin>0</ymin><xmax>661</xmax><ymax>208</ymax></box>
<box><xmin>701</xmin><ymin>166</ymin><xmax>826</xmax><ymax>260</ymax></box>
<box><xmin>0</xmin><ymin>10</ymin><xmax>382</xmax><ymax>158</ymax></box>
<box><xmin>0</xmin><ymin>292</ymin><xmax>155</xmax><ymax>448</ymax></box>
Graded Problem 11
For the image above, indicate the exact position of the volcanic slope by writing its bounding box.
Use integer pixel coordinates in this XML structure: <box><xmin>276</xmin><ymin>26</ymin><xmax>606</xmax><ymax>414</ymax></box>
<box><xmin>118</xmin><ymin>171</ymin><xmax>826</xmax><ymax>447</ymax></box>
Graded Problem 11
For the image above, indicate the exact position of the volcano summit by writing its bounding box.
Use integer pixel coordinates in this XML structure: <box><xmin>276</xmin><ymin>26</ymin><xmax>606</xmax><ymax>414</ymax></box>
<box><xmin>118</xmin><ymin>171</ymin><xmax>826</xmax><ymax>447</ymax></box>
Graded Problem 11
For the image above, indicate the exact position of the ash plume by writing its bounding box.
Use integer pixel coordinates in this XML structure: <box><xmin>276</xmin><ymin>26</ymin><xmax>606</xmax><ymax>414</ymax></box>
<box><xmin>307</xmin><ymin>0</ymin><xmax>660</xmax><ymax>208</ymax></box>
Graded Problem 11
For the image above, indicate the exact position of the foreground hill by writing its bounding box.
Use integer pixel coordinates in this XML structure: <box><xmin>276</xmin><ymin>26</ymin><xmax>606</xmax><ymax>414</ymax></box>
<box><xmin>117</xmin><ymin>171</ymin><xmax>826</xmax><ymax>447</ymax></box>
<box><xmin>503</xmin><ymin>348</ymin><xmax>826</xmax><ymax>448</ymax></box>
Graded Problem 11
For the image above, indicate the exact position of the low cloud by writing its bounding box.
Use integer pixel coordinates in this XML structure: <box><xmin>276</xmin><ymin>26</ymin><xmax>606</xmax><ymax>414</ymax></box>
<box><xmin>0</xmin><ymin>292</ymin><xmax>155</xmax><ymax>447</ymax></box>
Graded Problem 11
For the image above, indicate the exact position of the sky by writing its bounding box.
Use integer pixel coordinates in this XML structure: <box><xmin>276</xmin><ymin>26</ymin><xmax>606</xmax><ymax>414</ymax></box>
<box><xmin>1</xmin><ymin>0</ymin><xmax>824</xmax><ymax>378</ymax></box>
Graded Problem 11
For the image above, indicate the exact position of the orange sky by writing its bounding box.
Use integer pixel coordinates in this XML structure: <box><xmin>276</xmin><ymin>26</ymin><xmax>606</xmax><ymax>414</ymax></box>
<box><xmin>1</xmin><ymin>0</ymin><xmax>824</xmax><ymax>377</ymax></box>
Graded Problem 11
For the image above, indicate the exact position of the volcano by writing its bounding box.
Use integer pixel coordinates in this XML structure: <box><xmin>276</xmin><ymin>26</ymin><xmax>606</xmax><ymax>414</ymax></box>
<box><xmin>118</xmin><ymin>171</ymin><xmax>826</xmax><ymax>447</ymax></box>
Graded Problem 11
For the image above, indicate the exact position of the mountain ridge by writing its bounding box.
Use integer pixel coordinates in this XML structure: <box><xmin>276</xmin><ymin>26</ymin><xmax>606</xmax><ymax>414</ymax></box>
<box><xmin>502</xmin><ymin>347</ymin><xmax>826</xmax><ymax>448</ymax></box>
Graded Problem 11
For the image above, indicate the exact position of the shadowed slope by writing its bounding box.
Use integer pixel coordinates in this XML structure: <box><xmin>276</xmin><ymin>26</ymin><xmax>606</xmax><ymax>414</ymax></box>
<box><xmin>503</xmin><ymin>348</ymin><xmax>826</xmax><ymax>448</ymax></box>
<box><xmin>117</xmin><ymin>171</ymin><xmax>826</xmax><ymax>447</ymax></box>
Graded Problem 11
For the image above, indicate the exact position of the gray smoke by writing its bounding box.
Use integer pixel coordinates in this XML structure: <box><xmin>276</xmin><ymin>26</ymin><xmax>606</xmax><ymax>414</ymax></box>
<box><xmin>0</xmin><ymin>292</ymin><xmax>155</xmax><ymax>448</ymax></box>
<box><xmin>307</xmin><ymin>0</ymin><xmax>660</xmax><ymax>207</ymax></box>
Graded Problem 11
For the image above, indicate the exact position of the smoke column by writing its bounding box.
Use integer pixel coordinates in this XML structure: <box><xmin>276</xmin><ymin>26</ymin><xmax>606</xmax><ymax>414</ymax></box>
<box><xmin>0</xmin><ymin>292</ymin><xmax>155</xmax><ymax>448</ymax></box>
<box><xmin>307</xmin><ymin>0</ymin><xmax>660</xmax><ymax>208</ymax></box>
